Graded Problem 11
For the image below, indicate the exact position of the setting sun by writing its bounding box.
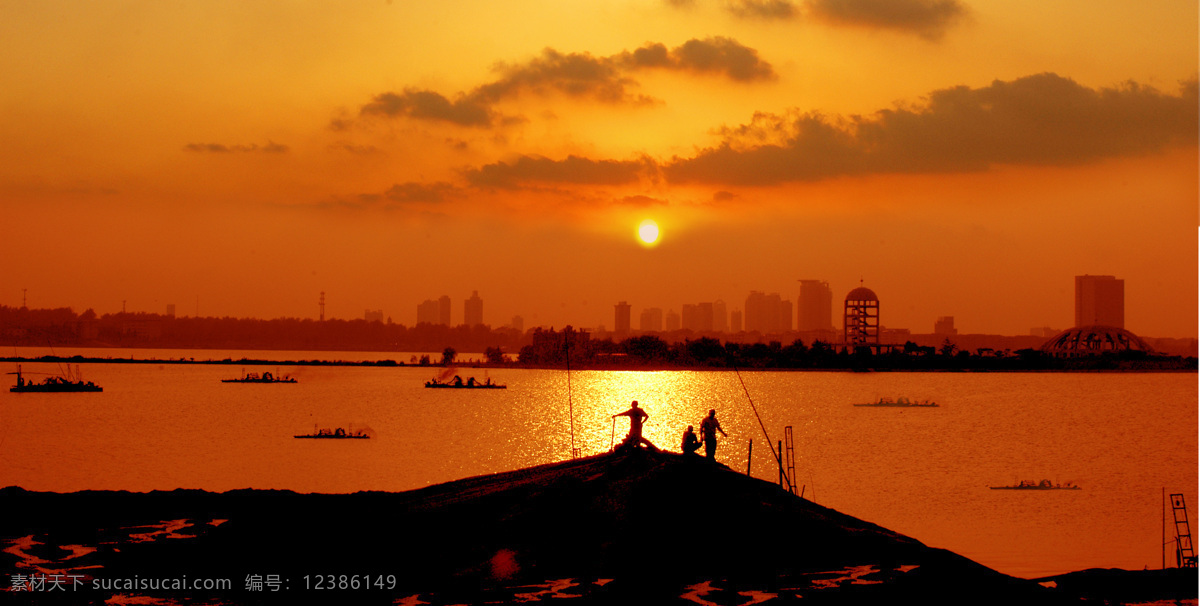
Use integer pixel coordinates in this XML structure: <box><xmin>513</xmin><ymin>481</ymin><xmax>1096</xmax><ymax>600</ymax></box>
<box><xmin>637</xmin><ymin>219</ymin><xmax>660</xmax><ymax>245</ymax></box>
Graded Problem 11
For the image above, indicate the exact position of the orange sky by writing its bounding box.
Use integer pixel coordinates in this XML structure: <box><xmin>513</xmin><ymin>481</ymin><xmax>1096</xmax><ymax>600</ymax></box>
<box><xmin>2</xmin><ymin>0</ymin><xmax>1197</xmax><ymax>338</ymax></box>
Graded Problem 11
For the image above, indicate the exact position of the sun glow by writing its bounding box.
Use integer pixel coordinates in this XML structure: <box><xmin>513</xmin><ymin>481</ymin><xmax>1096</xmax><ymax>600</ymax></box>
<box><xmin>637</xmin><ymin>219</ymin><xmax>660</xmax><ymax>245</ymax></box>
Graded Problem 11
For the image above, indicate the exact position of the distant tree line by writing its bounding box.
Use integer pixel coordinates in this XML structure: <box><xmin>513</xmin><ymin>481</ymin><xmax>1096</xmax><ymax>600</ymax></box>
<box><xmin>0</xmin><ymin>305</ymin><xmax>524</xmax><ymax>354</ymax></box>
<box><xmin>517</xmin><ymin>330</ymin><xmax>1196</xmax><ymax>372</ymax></box>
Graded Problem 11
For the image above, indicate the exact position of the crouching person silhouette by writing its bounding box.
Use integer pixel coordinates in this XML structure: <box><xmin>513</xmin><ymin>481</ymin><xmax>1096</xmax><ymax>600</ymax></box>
<box><xmin>681</xmin><ymin>425</ymin><xmax>701</xmax><ymax>456</ymax></box>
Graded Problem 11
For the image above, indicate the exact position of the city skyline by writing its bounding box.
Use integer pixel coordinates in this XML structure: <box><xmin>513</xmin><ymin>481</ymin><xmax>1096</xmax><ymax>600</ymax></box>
<box><xmin>2</xmin><ymin>2</ymin><xmax>1196</xmax><ymax>339</ymax></box>
<box><xmin>11</xmin><ymin>271</ymin><xmax>1171</xmax><ymax>341</ymax></box>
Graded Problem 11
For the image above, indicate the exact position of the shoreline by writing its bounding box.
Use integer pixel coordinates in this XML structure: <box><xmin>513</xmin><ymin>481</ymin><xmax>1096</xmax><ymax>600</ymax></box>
<box><xmin>3</xmin><ymin>451</ymin><xmax>1196</xmax><ymax>604</ymax></box>
<box><xmin>2</xmin><ymin>354</ymin><xmax>1195</xmax><ymax>373</ymax></box>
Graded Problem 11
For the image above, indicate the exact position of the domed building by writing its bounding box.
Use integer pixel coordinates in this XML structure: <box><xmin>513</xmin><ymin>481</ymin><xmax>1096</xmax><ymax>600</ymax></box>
<box><xmin>1040</xmin><ymin>325</ymin><xmax>1154</xmax><ymax>357</ymax></box>
<box><xmin>843</xmin><ymin>286</ymin><xmax>879</xmax><ymax>349</ymax></box>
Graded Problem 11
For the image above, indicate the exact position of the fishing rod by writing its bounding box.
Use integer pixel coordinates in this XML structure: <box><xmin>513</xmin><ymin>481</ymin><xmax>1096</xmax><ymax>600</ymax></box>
<box><xmin>732</xmin><ymin>364</ymin><xmax>794</xmax><ymax>493</ymax></box>
<box><xmin>566</xmin><ymin>333</ymin><xmax>577</xmax><ymax>458</ymax></box>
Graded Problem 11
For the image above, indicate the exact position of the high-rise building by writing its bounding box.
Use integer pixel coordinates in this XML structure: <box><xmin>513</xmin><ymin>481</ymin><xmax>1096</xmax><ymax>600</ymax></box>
<box><xmin>614</xmin><ymin>301</ymin><xmax>631</xmax><ymax>334</ymax></box>
<box><xmin>166</xmin><ymin>304</ymin><xmax>176</xmax><ymax>318</ymax></box>
<box><xmin>417</xmin><ymin>299</ymin><xmax>440</xmax><ymax>324</ymax></box>
<box><xmin>640</xmin><ymin>307</ymin><xmax>663</xmax><ymax>331</ymax></box>
<box><xmin>713</xmin><ymin>300</ymin><xmax>728</xmax><ymax>332</ymax></box>
<box><xmin>730</xmin><ymin>310</ymin><xmax>743</xmax><ymax>333</ymax></box>
<box><xmin>438</xmin><ymin>295</ymin><xmax>451</xmax><ymax>326</ymax></box>
<box><xmin>511</xmin><ymin>315</ymin><xmax>525</xmax><ymax>332</ymax></box>
<box><xmin>464</xmin><ymin>291</ymin><xmax>483</xmax><ymax>327</ymax></box>
<box><xmin>681</xmin><ymin>302</ymin><xmax>717</xmax><ymax>332</ymax></box>
<box><xmin>744</xmin><ymin>291</ymin><xmax>767</xmax><ymax>332</ymax></box>
<box><xmin>365</xmin><ymin>309</ymin><xmax>384</xmax><ymax>323</ymax></box>
<box><xmin>934</xmin><ymin>316</ymin><xmax>957</xmax><ymax>336</ymax></box>
<box><xmin>665</xmin><ymin>309</ymin><xmax>681</xmax><ymax>331</ymax></box>
<box><xmin>745</xmin><ymin>291</ymin><xmax>787</xmax><ymax>333</ymax></box>
<box><xmin>798</xmin><ymin>280</ymin><xmax>833</xmax><ymax>331</ymax></box>
<box><xmin>1075</xmin><ymin>275</ymin><xmax>1124</xmax><ymax>328</ymax></box>
<box><xmin>681</xmin><ymin>304</ymin><xmax>700</xmax><ymax>331</ymax></box>
<box><xmin>698</xmin><ymin>302</ymin><xmax>714</xmax><ymax>332</ymax></box>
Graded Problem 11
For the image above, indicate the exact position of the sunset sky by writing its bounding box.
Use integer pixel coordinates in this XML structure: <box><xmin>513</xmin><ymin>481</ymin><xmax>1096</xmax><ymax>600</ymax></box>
<box><xmin>2</xmin><ymin>0</ymin><xmax>1196</xmax><ymax>338</ymax></box>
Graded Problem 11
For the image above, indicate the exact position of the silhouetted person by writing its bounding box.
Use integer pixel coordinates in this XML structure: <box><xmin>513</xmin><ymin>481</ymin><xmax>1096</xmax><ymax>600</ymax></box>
<box><xmin>467</xmin><ymin>377</ymin><xmax>477</xmax><ymax>386</ymax></box>
<box><xmin>700</xmin><ymin>409</ymin><xmax>726</xmax><ymax>460</ymax></box>
<box><xmin>613</xmin><ymin>401</ymin><xmax>658</xmax><ymax>451</ymax></box>
<box><xmin>681</xmin><ymin>425</ymin><xmax>701</xmax><ymax>456</ymax></box>
<box><xmin>452</xmin><ymin>375</ymin><xmax>463</xmax><ymax>386</ymax></box>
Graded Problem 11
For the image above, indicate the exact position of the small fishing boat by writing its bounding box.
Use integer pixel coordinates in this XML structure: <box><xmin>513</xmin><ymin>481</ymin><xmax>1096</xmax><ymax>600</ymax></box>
<box><xmin>425</xmin><ymin>376</ymin><xmax>506</xmax><ymax>389</ymax></box>
<box><xmin>222</xmin><ymin>370</ymin><xmax>297</xmax><ymax>384</ymax></box>
<box><xmin>8</xmin><ymin>365</ymin><xmax>102</xmax><ymax>393</ymax></box>
<box><xmin>294</xmin><ymin>426</ymin><xmax>370</xmax><ymax>439</ymax></box>
<box><xmin>853</xmin><ymin>397</ymin><xmax>937</xmax><ymax>407</ymax></box>
<box><xmin>989</xmin><ymin>479</ymin><xmax>1080</xmax><ymax>490</ymax></box>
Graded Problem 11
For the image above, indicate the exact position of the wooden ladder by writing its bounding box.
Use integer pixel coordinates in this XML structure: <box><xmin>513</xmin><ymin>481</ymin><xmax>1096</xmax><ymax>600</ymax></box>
<box><xmin>1170</xmin><ymin>493</ymin><xmax>1197</xmax><ymax>567</ymax></box>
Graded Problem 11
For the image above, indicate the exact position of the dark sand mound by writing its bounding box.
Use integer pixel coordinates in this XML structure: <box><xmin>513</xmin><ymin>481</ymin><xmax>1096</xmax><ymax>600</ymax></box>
<box><xmin>2</xmin><ymin>449</ymin><xmax>1194</xmax><ymax>604</ymax></box>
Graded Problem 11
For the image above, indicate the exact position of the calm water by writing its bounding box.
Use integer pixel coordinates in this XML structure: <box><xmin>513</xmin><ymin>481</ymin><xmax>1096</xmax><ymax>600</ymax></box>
<box><xmin>1</xmin><ymin>347</ymin><xmax>1196</xmax><ymax>579</ymax></box>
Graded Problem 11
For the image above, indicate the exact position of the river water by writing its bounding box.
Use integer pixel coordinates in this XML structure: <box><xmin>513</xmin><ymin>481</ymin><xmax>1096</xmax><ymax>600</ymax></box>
<box><xmin>1</xmin><ymin>347</ymin><xmax>1196</xmax><ymax>579</ymax></box>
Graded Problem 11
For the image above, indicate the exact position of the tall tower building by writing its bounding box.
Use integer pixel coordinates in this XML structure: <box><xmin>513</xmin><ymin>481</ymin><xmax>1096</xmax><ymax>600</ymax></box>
<box><xmin>844</xmin><ymin>285</ymin><xmax>880</xmax><ymax>348</ymax></box>
<box><xmin>640</xmin><ymin>307</ymin><xmax>663</xmax><ymax>331</ymax></box>
<box><xmin>417</xmin><ymin>299</ymin><xmax>439</xmax><ymax>324</ymax></box>
<box><xmin>438</xmin><ymin>295</ymin><xmax>451</xmax><ymax>326</ymax></box>
<box><xmin>713</xmin><ymin>300</ymin><xmax>728</xmax><ymax>332</ymax></box>
<box><xmin>798</xmin><ymin>280</ymin><xmax>834</xmax><ymax>331</ymax></box>
<box><xmin>665</xmin><ymin>309</ymin><xmax>681</xmax><ymax>331</ymax></box>
<box><xmin>1074</xmin><ymin>275</ymin><xmax>1124</xmax><ymax>328</ymax></box>
<box><xmin>744</xmin><ymin>291</ymin><xmax>767</xmax><ymax>332</ymax></box>
<box><xmin>681</xmin><ymin>304</ymin><xmax>701</xmax><ymax>331</ymax></box>
<box><xmin>730</xmin><ymin>310</ymin><xmax>743</xmax><ymax>333</ymax></box>
<box><xmin>934</xmin><ymin>316</ymin><xmax>957</xmax><ymax>336</ymax></box>
<box><xmin>464</xmin><ymin>291</ymin><xmax>483</xmax><ymax>327</ymax></box>
<box><xmin>614</xmin><ymin>301</ymin><xmax>631</xmax><ymax>334</ymax></box>
<box><xmin>745</xmin><ymin>291</ymin><xmax>786</xmax><ymax>333</ymax></box>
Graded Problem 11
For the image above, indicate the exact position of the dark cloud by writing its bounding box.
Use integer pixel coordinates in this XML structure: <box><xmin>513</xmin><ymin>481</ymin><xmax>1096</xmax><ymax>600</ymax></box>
<box><xmin>183</xmin><ymin>141</ymin><xmax>289</xmax><ymax>153</ymax></box>
<box><xmin>805</xmin><ymin>0</ymin><xmax>967</xmax><ymax>40</ymax></box>
<box><xmin>328</xmin><ymin>142</ymin><xmax>383</xmax><ymax>155</ymax></box>
<box><xmin>383</xmin><ymin>181</ymin><xmax>460</xmax><ymax>204</ymax></box>
<box><xmin>620</xmin><ymin>194</ymin><xmax>669</xmax><ymax>206</ymax></box>
<box><xmin>355</xmin><ymin>39</ymin><xmax>772</xmax><ymax>128</ymax></box>
<box><xmin>464</xmin><ymin>155</ymin><xmax>655</xmax><ymax>189</ymax></box>
<box><xmin>359</xmin><ymin>90</ymin><xmax>493</xmax><ymax>127</ymax></box>
<box><xmin>665</xmin><ymin>74</ymin><xmax>1199</xmax><ymax>185</ymax></box>
<box><xmin>727</xmin><ymin>0</ymin><xmax>799</xmax><ymax>20</ymax></box>
<box><xmin>476</xmin><ymin>49</ymin><xmax>650</xmax><ymax>106</ymax></box>
<box><xmin>622</xmin><ymin>37</ymin><xmax>776</xmax><ymax>82</ymax></box>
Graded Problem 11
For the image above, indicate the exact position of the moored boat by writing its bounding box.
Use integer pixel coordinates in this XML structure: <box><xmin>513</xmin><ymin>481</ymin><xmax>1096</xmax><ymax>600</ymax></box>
<box><xmin>853</xmin><ymin>397</ymin><xmax>937</xmax><ymax>407</ymax></box>
<box><xmin>294</xmin><ymin>426</ymin><xmax>370</xmax><ymax>439</ymax></box>
<box><xmin>989</xmin><ymin>479</ymin><xmax>1080</xmax><ymax>490</ymax></box>
<box><xmin>425</xmin><ymin>376</ymin><xmax>506</xmax><ymax>389</ymax></box>
<box><xmin>222</xmin><ymin>370</ymin><xmax>297</xmax><ymax>384</ymax></box>
<box><xmin>8</xmin><ymin>365</ymin><xmax>103</xmax><ymax>393</ymax></box>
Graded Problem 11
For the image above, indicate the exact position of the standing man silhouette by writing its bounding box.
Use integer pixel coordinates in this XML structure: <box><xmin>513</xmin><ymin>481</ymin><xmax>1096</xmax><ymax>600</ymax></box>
<box><xmin>613</xmin><ymin>401</ymin><xmax>658</xmax><ymax>451</ymax></box>
<box><xmin>700</xmin><ymin>409</ymin><xmax>726</xmax><ymax>460</ymax></box>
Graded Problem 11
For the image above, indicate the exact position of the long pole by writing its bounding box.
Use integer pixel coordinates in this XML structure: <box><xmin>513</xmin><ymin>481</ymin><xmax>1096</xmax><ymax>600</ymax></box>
<box><xmin>1163</xmin><ymin>487</ymin><xmax>1167</xmax><ymax>570</ymax></box>
<box><xmin>566</xmin><ymin>336</ymin><xmax>576</xmax><ymax>458</ymax></box>
<box><xmin>746</xmin><ymin>439</ymin><xmax>753</xmax><ymax>475</ymax></box>
<box><xmin>733</xmin><ymin>365</ymin><xmax>792</xmax><ymax>492</ymax></box>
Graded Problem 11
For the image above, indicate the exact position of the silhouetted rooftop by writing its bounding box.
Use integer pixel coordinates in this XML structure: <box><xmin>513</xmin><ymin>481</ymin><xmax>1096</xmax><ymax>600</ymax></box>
<box><xmin>1041</xmin><ymin>325</ymin><xmax>1154</xmax><ymax>356</ymax></box>
<box><xmin>845</xmin><ymin>286</ymin><xmax>879</xmax><ymax>301</ymax></box>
